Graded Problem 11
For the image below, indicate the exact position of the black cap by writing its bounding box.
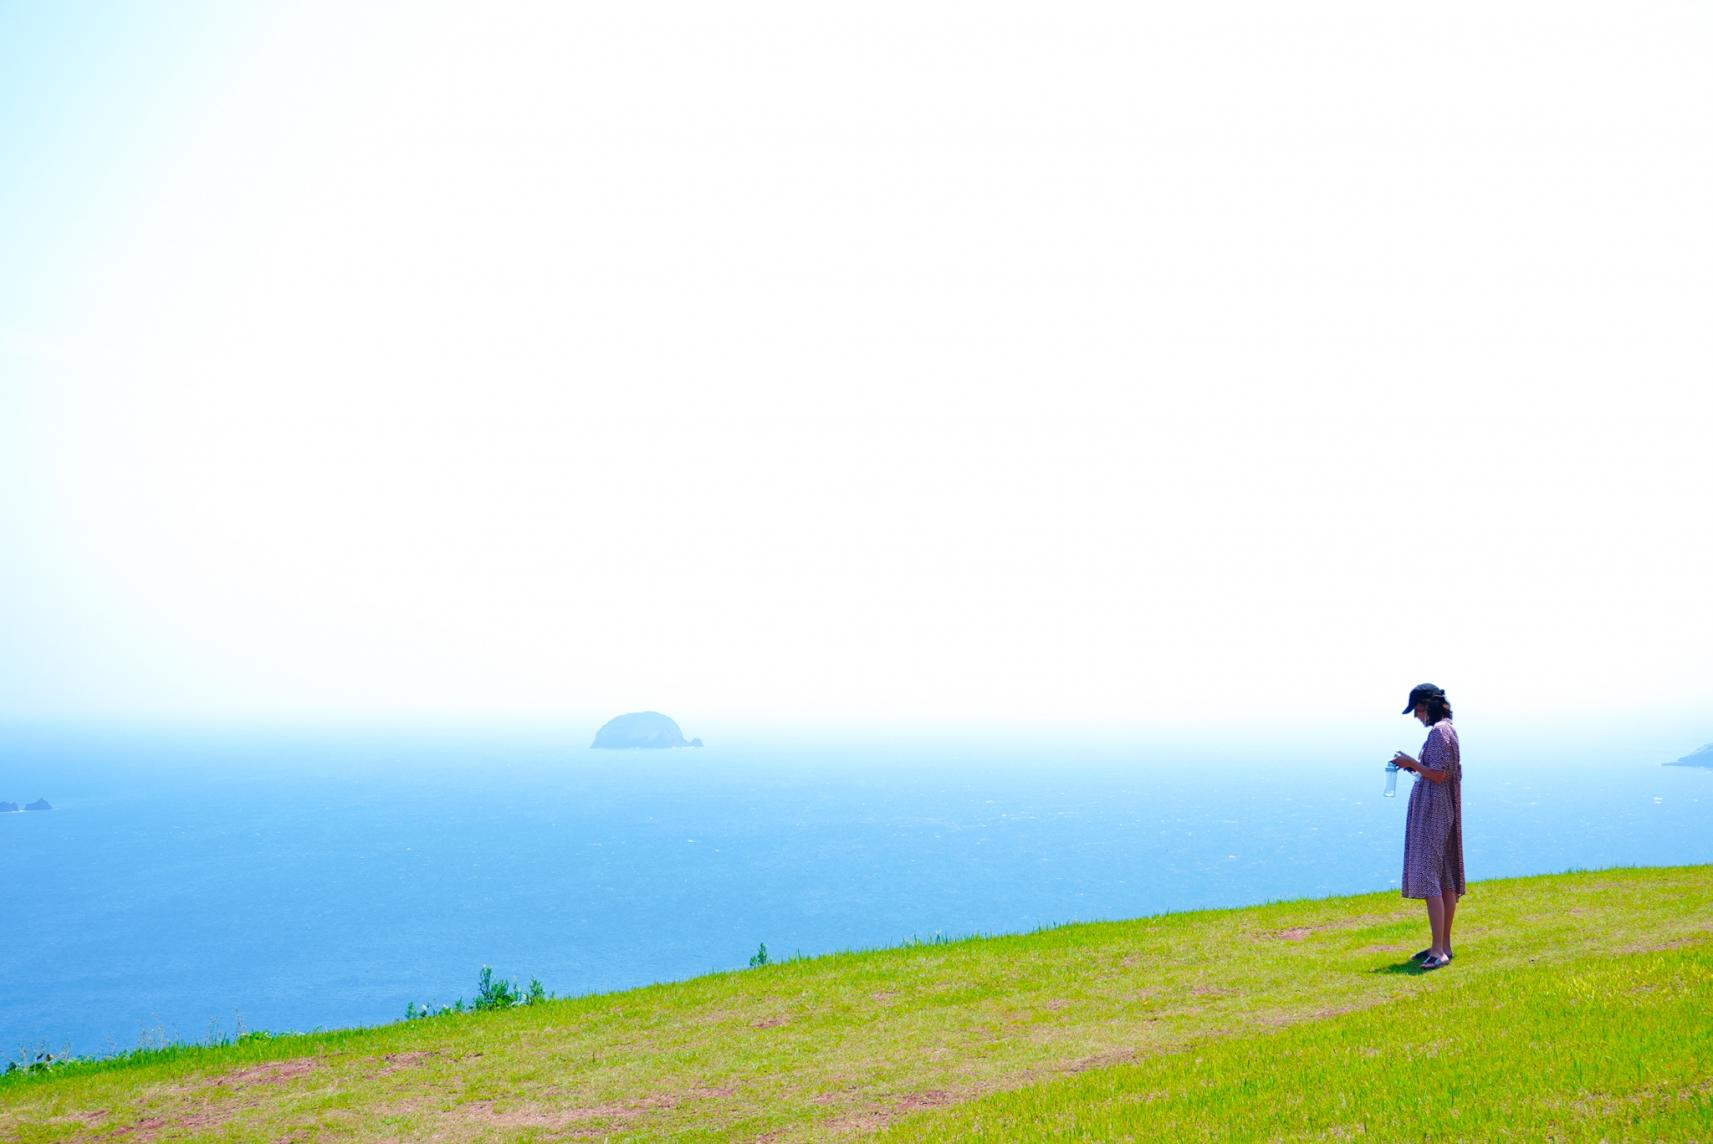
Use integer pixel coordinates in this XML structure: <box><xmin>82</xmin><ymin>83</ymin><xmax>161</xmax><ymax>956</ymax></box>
<box><xmin>1402</xmin><ymin>683</ymin><xmax>1444</xmax><ymax>714</ymax></box>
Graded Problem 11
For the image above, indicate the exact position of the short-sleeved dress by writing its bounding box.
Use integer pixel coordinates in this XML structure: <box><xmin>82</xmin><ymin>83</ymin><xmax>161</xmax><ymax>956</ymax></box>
<box><xmin>1402</xmin><ymin>719</ymin><xmax>1465</xmax><ymax>900</ymax></box>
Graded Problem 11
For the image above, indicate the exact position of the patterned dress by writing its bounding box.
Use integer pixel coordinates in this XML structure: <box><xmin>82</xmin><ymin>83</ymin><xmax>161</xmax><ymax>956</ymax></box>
<box><xmin>1402</xmin><ymin>719</ymin><xmax>1465</xmax><ymax>900</ymax></box>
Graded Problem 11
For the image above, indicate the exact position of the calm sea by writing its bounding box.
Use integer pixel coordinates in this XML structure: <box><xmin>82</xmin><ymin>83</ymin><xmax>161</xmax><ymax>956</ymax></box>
<box><xmin>2</xmin><ymin>722</ymin><xmax>1707</xmax><ymax>1057</ymax></box>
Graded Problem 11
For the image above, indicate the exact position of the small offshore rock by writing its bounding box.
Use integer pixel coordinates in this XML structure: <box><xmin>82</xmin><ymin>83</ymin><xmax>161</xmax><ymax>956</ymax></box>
<box><xmin>24</xmin><ymin>798</ymin><xmax>52</xmax><ymax>811</ymax></box>
<box><xmin>591</xmin><ymin>712</ymin><xmax>702</xmax><ymax>750</ymax></box>
<box><xmin>0</xmin><ymin>801</ymin><xmax>17</xmax><ymax>813</ymax></box>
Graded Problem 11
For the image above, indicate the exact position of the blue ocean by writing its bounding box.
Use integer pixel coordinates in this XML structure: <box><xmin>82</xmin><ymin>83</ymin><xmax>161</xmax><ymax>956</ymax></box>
<box><xmin>2</xmin><ymin>721</ymin><xmax>1708</xmax><ymax>1058</ymax></box>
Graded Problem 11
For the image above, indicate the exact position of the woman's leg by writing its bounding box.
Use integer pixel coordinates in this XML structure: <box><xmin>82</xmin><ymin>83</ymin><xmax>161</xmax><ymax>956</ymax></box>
<box><xmin>1440</xmin><ymin>890</ymin><xmax>1458</xmax><ymax>956</ymax></box>
<box><xmin>1424</xmin><ymin>893</ymin><xmax>1447</xmax><ymax>959</ymax></box>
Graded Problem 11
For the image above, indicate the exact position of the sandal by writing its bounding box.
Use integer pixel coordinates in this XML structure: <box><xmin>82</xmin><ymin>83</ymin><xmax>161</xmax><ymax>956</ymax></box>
<box><xmin>1419</xmin><ymin>954</ymin><xmax>1450</xmax><ymax>971</ymax></box>
<box><xmin>1411</xmin><ymin>949</ymin><xmax>1452</xmax><ymax>963</ymax></box>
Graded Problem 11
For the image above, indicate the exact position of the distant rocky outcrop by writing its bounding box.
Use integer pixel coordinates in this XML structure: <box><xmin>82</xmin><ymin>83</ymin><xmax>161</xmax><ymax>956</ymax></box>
<box><xmin>24</xmin><ymin>798</ymin><xmax>52</xmax><ymax>811</ymax></box>
<box><xmin>0</xmin><ymin>801</ymin><xmax>17</xmax><ymax>813</ymax></box>
<box><xmin>591</xmin><ymin>712</ymin><xmax>703</xmax><ymax>750</ymax></box>
<box><xmin>1666</xmin><ymin>744</ymin><xmax>1713</xmax><ymax>769</ymax></box>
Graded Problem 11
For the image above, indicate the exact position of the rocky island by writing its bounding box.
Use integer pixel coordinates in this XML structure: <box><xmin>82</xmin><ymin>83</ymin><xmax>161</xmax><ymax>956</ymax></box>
<box><xmin>1666</xmin><ymin>744</ymin><xmax>1713</xmax><ymax>768</ymax></box>
<box><xmin>25</xmin><ymin>798</ymin><xmax>52</xmax><ymax>811</ymax></box>
<box><xmin>0</xmin><ymin>801</ymin><xmax>16</xmax><ymax>813</ymax></box>
<box><xmin>591</xmin><ymin>711</ymin><xmax>703</xmax><ymax>749</ymax></box>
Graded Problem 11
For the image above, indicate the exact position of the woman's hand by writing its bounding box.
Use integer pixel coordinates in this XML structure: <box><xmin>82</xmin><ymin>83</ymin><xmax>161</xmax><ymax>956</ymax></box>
<box><xmin>1395</xmin><ymin>751</ymin><xmax>1450</xmax><ymax>784</ymax></box>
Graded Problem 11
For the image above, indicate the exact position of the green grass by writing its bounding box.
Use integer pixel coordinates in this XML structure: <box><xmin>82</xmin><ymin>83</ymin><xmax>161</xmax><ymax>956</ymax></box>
<box><xmin>878</xmin><ymin>944</ymin><xmax>1713</xmax><ymax>1141</ymax></box>
<box><xmin>3</xmin><ymin>866</ymin><xmax>1710</xmax><ymax>1141</ymax></box>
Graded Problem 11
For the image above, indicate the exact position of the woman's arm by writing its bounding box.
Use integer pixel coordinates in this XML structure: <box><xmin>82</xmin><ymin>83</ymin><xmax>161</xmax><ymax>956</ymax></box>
<box><xmin>1400</xmin><ymin>756</ymin><xmax>1450</xmax><ymax>784</ymax></box>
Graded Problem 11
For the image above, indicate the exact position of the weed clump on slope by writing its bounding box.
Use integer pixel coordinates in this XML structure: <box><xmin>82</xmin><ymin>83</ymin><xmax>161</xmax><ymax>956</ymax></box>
<box><xmin>404</xmin><ymin>966</ymin><xmax>551</xmax><ymax>1020</ymax></box>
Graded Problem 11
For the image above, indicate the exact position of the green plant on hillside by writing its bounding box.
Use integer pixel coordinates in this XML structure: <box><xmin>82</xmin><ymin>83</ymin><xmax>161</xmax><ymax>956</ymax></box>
<box><xmin>5</xmin><ymin>1047</ymin><xmax>70</xmax><ymax>1077</ymax></box>
<box><xmin>748</xmin><ymin>942</ymin><xmax>769</xmax><ymax>968</ymax></box>
<box><xmin>473</xmin><ymin>966</ymin><xmax>520</xmax><ymax>1011</ymax></box>
<box><xmin>406</xmin><ymin>968</ymin><xmax>551</xmax><ymax>1021</ymax></box>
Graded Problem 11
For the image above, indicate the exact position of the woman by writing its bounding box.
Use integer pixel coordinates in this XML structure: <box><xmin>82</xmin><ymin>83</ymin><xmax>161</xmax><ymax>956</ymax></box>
<box><xmin>1389</xmin><ymin>683</ymin><xmax>1463</xmax><ymax>970</ymax></box>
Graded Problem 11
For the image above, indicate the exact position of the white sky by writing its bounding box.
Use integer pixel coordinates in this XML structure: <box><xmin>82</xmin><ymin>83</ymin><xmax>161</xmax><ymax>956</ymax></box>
<box><xmin>2</xmin><ymin>3</ymin><xmax>1709</xmax><ymax>734</ymax></box>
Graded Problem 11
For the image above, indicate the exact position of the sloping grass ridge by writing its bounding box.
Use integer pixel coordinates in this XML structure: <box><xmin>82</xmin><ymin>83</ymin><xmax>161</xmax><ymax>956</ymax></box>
<box><xmin>3</xmin><ymin>866</ymin><xmax>1709</xmax><ymax>1141</ymax></box>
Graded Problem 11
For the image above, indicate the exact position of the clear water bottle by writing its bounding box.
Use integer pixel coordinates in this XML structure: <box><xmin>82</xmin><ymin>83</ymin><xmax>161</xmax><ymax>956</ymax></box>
<box><xmin>1384</xmin><ymin>760</ymin><xmax>1401</xmax><ymax>797</ymax></box>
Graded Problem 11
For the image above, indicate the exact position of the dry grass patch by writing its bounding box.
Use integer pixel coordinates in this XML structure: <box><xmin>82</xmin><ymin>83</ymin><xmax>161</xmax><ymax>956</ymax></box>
<box><xmin>203</xmin><ymin>1058</ymin><xmax>319</xmax><ymax>1089</ymax></box>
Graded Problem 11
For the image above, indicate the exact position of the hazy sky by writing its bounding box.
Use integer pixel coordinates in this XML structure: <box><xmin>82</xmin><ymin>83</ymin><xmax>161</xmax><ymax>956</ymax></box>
<box><xmin>3</xmin><ymin>3</ymin><xmax>1709</xmax><ymax>733</ymax></box>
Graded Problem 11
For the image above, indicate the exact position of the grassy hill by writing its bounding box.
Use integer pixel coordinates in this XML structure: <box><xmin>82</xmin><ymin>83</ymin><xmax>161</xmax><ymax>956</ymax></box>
<box><xmin>4</xmin><ymin>865</ymin><xmax>1709</xmax><ymax>1141</ymax></box>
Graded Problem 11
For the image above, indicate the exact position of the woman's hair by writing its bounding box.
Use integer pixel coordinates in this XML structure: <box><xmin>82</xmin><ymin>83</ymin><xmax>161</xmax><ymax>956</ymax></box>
<box><xmin>1424</xmin><ymin>693</ymin><xmax>1454</xmax><ymax>723</ymax></box>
